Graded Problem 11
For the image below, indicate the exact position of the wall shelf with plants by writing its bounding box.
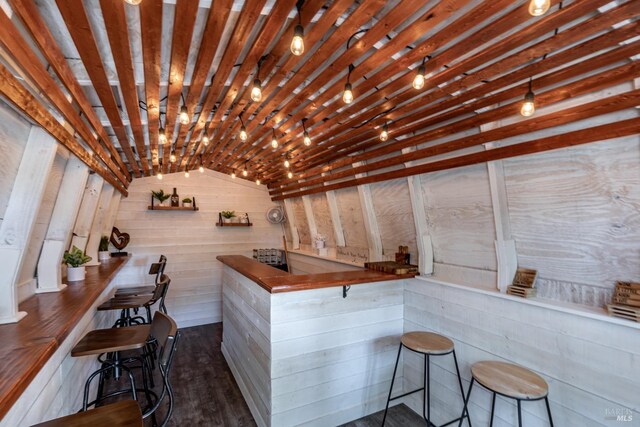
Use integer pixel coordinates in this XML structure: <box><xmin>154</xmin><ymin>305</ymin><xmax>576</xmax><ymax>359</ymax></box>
<box><xmin>148</xmin><ymin>189</ymin><xmax>199</xmax><ymax>211</ymax></box>
<box><xmin>216</xmin><ymin>211</ymin><xmax>252</xmax><ymax>227</ymax></box>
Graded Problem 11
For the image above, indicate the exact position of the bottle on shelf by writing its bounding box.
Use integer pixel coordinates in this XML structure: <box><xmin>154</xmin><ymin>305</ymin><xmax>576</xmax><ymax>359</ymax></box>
<box><xmin>171</xmin><ymin>187</ymin><xmax>179</xmax><ymax>207</ymax></box>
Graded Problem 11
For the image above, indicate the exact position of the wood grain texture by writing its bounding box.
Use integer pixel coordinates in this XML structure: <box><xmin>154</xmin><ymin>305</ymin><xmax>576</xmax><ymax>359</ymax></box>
<box><xmin>334</xmin><ymin>186</ymin><xmax>369</xmax><ymax>258</ymax></box>
<box><xmin>308</xmin><ymin>193</ymin><xmax>336</xmax><ymax>248</ymax></box>
<box><xmin>33</xmin><ymin>400</ymin><xmax>142</xmax><ymax>427</ymax></box>
<box><xmin>0</xmin><ymin>257</ymin><xmax>128</xmax><ymax>421</ymax></box>
<box><xmin>471</xmin><ymin>360</ymin><xmax>548</xmax><ymax>400</ymax></box>
<box><xmin>290</xmin><ymin>197</ymin><xmax>311</xmax><ymax>246</ymax></box>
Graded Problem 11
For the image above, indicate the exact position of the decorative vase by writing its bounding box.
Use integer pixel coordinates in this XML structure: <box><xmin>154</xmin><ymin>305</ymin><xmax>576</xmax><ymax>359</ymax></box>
<box><xmin>183</xmin><ymin>202</ymin><xmax>192</xmax><ymax>208</ymax></box>
<box><xmin>314</xmin><ymin>239</ymin><xmax>326</xmax><ymax>249</ymax></box>
<box><xmin>98</xmin><ymin>251</ymin><xmax>110</xmax><ymax>262</ymax></box>
<box><xmin>67</xmin><ymin>266</ymin><xmax>86</xmax><ymax>282</ymax></box>
<box><xmin>223</xmin><ymin>217</ymin><xmax>233</xmax><ymax>223</ymax></box>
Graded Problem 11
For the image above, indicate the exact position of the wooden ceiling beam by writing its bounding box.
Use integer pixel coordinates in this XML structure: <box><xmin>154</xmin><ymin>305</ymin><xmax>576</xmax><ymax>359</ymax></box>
<box><xmin>138</xmin><ymin>0</ymin><xmax>163</xmax><ymax>173</ymax></box>
<box><xmin>272</xmin><ymin>114</ymin><xmax>640</xmax><ymax>200</ymax></box>
<box><xmin>201</xmin><ymin>0</ymin><xmax>355</xmax><ymax>170</ymax></box>
<box><xmin>55</xmin><ymin>0</ymin><xmax>145</xmax><ymax>177</ymax></box>
<box><xmin>100</xmin><ymin>0</ymin><xmax>150</xmax><ymax>174</ymax></box>
<box><xmin>270</xmin><ymin>65</ymin><xmax>640</xmax><ymax>196</ymax></box>
<box><xmin>0</xmin><ymin>63</ymin><xmax>128</xmax><ymax>195</ymax></box>
<box><xmin>8</xmin><ymin>0</ymin><xmax>131</xmax><ymax>182</ymax></box>
<box><xmin>0</xmin><ymin>8</ymin><xmax>129</xmax><ymax>188</ymax></box>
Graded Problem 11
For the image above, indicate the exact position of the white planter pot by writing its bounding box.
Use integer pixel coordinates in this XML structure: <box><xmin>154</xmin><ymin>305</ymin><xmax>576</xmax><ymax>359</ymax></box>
<box><xmin>223</xmin><ymin>217</ymin><xmax>233</xmax><ymax>223</ymax></box>
<box><xmin>67</xmin><ymin>266</ymin><xmax>86</xmax><ymax>282</ymax></box>
<box><xmin>98</xmin><ymin>251</ymin><xmax>110</xmax><ymax>262</ymax></box>
<box><xmin>314</xmin><ymin>240</ymin><xmax>326</xmax><ymax>249</ymax></box>
<box><xmin>183</xmin><ymin>203</ymin><xmax>192</xmax><ymax>208</ymax></box>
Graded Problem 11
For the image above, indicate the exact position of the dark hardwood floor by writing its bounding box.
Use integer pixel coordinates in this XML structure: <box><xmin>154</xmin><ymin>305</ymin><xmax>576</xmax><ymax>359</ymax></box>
<box><xmin>102</xmin><ymin>323</ymin><xmax>422</xmax><ymax>426</ymax></box>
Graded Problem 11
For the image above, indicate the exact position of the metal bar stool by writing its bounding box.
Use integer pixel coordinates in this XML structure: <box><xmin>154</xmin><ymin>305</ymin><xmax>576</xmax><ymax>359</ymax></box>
<box><xmin>114</xmin><ymin>256</ymin><xmax>167</xmax><ymax>298</ymax></box>
<box><xmin>382</xmin><ymin>331</ymin><xmax>471</xmax><ymax>427</ymax></box>
<box><xmin>32</xmin><ymin>400</ymin><xmax>142</xmax><ymax>427</ymax></box>
<box><xmin>458</xmin><ymin>361</ymin><xmax>553</xmax><ymax>427</ymax></box>
<box><xmin>99</xmin><ymin>274</ymin><xmax>170</xmax><ymax>327</ymax></box>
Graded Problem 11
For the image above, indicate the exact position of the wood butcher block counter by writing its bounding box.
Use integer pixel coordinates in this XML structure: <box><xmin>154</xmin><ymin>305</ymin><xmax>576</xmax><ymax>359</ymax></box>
<box><xmin>216</xmin><ymin>255</ymin><xmax>415</xmax><ymax>292</ymax></box>
<box><xmin>217</xmin><ymin>255</ymin><xmax>413</xmax><ymax>427</ymax></box>
<box><xmin>0</xmin><ymin>257</ymin><xmax>128</xmax><ymax>423</ymax></box>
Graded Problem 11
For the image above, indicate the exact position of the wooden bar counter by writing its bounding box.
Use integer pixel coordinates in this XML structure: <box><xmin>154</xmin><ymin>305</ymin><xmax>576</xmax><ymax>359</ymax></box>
<box><xmin>0</xmin><ymin>257</ymin><xmax>128</xmax><ymax>426</ymax></box>
<box><xmin>216</xmin><ymin>255</ymin><xmax>414</xmax><ymax>427</ymax></box>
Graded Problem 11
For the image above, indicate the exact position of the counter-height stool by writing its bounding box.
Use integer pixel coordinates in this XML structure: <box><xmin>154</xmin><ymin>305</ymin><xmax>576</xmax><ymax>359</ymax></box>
<box><xmin>114</xmin><ymin>256</ymin><xmax>167</xmax><ymax>298</ymax></box>
<box><xmin>32</xmin><ymin>400</ymin><xmax>142</xmax><ymax>427</ymax></box>
<box><xmin>459</xmin><ymin>361</ymin><xmax>553</xmax><ymax>427</ymax></box>
<box><xmin>99</xmin><ymin>274</ymin><xmax>170</xmax><ymax>327</ymax></box>
<box><xmin>382</xmin><ymin>331</ymin><xmax>471</xmax><ymax>427</ymax></box>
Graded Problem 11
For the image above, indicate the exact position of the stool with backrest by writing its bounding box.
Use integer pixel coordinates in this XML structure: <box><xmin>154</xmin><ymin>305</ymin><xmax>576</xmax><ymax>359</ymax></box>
<box><xmin>458</xmin><ymin>361</ymin><xmax>553</xmax><ymax>427</ymax></box>
<box><xmin>31</xmin><ymin>400</ymin><xmax>142</xmax><ymax>427</ymax></box>
<box><xmin>382</xmin><ymin>331</ymin><xmax>471</xmax><ymax>426</ymax></box>
<box><xmin>114</xmin><ymin>255</ymin><xmax>167</xmax><ymax>298</ymax></box>
<box><xmin>99</xmin><ymin>274</ymin><xmax>170</xmax><ymax>327</ymax></box>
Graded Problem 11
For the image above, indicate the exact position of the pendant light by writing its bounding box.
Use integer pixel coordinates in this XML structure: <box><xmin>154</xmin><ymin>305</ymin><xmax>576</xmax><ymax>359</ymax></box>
<box><xmin>290</xmin><ymin>3</ymin><xmax>304</xmax><ymax>56</ymax></box>
<box><xmin>199</xmin><ymin>155</ymin><xmax>204</xmax><ymax>173</ymax></box>
<box><xmin>158</xmin><ymin>127</ymin><xmax>167</xmax><ymax>145</ymax></box>
<box><xmin>157</xmin><ymin>160</ymin><xmax>163</xmax><ymax>180</ymax></box>
<box><xmin>125</xmin><ymin>0</ymin><xmax>142</xmax><ymax>4</ymax></box>
<box><xmin>185</xmin><ymin>169</ymin><xmax>190</xmax><ymax>178</ymax></box>
<box><xmin>231</xmin><ymin>170</ymin><xmax>236</xmax><ymax>179</ymax></box>
<box><xmin>528</xmin><ymin>0</ymin><xmax>550</xmax><ymax>16</ymax></box>
<box><xmin>251</xmin><ymin>60</ymin><xmax>263</xmax><ymax>102</ymax></box>
<box><xmin>284</xmin><ymin>153</ymin><xmax>290</xmax><ymax>168</ymax></box>
<box><xmin>157</xmin><ymin>171</ymin><xmax>163</xmax><ymax>180</ymax></box>
<box><xmin>202</xmin><ymin>134</ymin><xmax>209</xmax><ymax>146</ymax></box>
<box><xmin>343</xmin><ymin>65</ymin><xmax>354</xmax><ymax>104</ymax></box>
<box><xmin>242</xmin><ymin>162</ymin><xmax>248</xmax><ymax>177</ymax></box>
<box><xmin>271</xmin><ymin>129</ymin><xmax>278</xmax><ymax>149</ymax></box>
<box><xmin>179</xmin><ymin>93</ymin><xmax>189</xmax><ymax>125</ymax></box>
<box><xmin>255</xmin><ymin>177</ymin><xmax>261</xmax><ymax>185</ymax></box>
<box><xmin>287</xmin><ymin>171</ymin><xmax>293</xmax><ymax>179</ymax></box>
<box><xmin>239</xmin><ymin>113</ymin><xmax>248</xmax><ymax>141</ymax></box>
<box><xmin>170</xmin><ymin>149</ymin><xmax>176</xmax><ymax>163</ymax></box>
<box><xmin>302</xmin><ymin>119</ymin><xmax>311</xmax><ymax>146</ymax></box>
<box><xmin>379</xmin><ymin>123</ymin><xmax>389</xmax><ymax>142</ymax></box>
<box><xmin>520</xmin><ymin>78</ymin><xmax>536</xmax><ymax>117</ymax></box>
<box><xmin>413</xmin><ymin>58</ymin><xmax>426</xmax><ymax>90</ymax></box>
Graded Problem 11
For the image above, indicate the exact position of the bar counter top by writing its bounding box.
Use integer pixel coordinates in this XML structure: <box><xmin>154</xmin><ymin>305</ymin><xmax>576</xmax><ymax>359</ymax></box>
<box><xmin>0</xmin><ymin>257</ymin><xmax>129</xmax><ymax>420</ymax></box>
<box><xmin>216</xmin><ymin>255</ymin><xmax>415</xmax><ymax>293</ymax></box>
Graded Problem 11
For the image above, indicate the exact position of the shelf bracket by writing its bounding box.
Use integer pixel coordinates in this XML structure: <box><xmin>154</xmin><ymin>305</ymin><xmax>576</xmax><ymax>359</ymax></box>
<box><xmin>343</xmin><ymin>285</ymin><xmax>351</xmax><ymax>298</ymax></box>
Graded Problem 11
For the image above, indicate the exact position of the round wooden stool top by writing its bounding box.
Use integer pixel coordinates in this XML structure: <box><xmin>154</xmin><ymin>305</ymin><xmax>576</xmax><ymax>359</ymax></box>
<box><xmin>471</xmin><ymin>361</ymin><xmax>549</xmax><ymax>400</ymax></box>
<box><xmin>33</xmin><ymin>400</ymin><xmax>142</xmax><ymax>426</ymax></box>
<box><xmin>401</xmin><ymin>331</ymin><xmax>454</xmax><ymax>355</ymax></box>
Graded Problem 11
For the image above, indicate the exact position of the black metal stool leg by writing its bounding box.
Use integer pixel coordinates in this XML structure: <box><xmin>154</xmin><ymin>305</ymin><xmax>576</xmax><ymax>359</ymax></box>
<box><xmin>423</xmin><ymin>354</ymin><xmax>428</xmax><ymax>422</ymax></box>
<box><xmin>489</xmin><ymin>393</ymin><xmax>496</xmax><ymax>427</ymax></box>
<box><xmin>452</xmin><ymin>350</ymin><xmax>471</xmax><ymax>427</ymax></box>
<box><xmin>545</xmin><ymin>396</ymin><xmax>554</xmax><ymax>427</ymax></box>
<box><xmin>458</xmin><ymin>379</ymin><xmax>474</xmax><ymax>427</ymax></box>
<box><xmin>517</xmin><ymin>400</ymin><xmax>522</xmax><ymax>427</ymax></box>
<box><xmin>381</xmin><ymin>342</ymin><xmax>403</xmax><ymax>427</ymax></box>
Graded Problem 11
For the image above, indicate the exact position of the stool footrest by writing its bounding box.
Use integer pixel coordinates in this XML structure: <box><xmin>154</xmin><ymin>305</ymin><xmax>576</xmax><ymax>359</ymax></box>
<box><xmin>388</xmin><ymin>386</ymin><xmax>424</xmax><ymax>401</ymax></box>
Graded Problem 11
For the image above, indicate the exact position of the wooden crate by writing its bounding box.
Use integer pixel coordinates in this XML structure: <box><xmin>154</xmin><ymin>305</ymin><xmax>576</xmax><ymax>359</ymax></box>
<box><xmin>612</xmin><ymin>296</ymin><xmax>640</xmax><ymax>308</ymax></box>
<box><xmin>507</xmin><ymin>285</ymin><xmax>537</xmax><ymax>298</ymax></box>
<box><xmin>364</xmin><ymin>261</ymin><xmax>419</xmax><ymax>275</ymax></box>
<box><xmin>512</xmin><ymin>268</ymin><xmax>537</xmax><ymax>288</ymax></box>
<box><xmin>607</xmin><ymin>304</ymin><xmax>640</xmax><ymax>323</ymax></box>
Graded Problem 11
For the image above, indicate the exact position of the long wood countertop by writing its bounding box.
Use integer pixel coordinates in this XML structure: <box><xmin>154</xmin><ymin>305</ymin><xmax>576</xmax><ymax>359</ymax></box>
<box><xmin>0</xmin><ymin>257</ymin><xmax>128</xmax><ymax>420</ymax></box>
<box><xmin>217</xmin><ymin>255</ymin><xmax>414</xmax><ymax>293</ymax></box>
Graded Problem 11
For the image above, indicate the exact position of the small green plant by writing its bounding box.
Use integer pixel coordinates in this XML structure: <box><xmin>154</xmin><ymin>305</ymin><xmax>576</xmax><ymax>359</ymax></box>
<box><xmin>182</xmin><ymin>198</ymin><xmax>192</xmax><ymax>203</ymax></box>
<box><xmin>151</xmin><ymin>189</ymin><xmax>170</xmax><ymax>203</ymax></box>
<box><xmin>63</xmin><ymin>246</ymin><xmax>92</xmax><ymax>267</ymax></box>
<box><xmin>99</xmin><ymin>236</ymin><xmax>109</xmax><ymax>252</ymax></box>
<box><xmin>221</xmin><ymin>210</ymin><xmax>236</xmax><ymax>219</ymax></box>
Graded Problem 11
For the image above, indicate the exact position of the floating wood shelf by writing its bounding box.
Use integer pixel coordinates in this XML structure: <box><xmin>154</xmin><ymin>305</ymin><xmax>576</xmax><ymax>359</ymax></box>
<box><xmin>148</xmin><ymin>205</ymin><xmax>199</xmax><ymax>211</ymax></box>
<box><xmin>216</xmin><ymin>222</ymin><xmax>252</xmax><ymax>227</ymax></box>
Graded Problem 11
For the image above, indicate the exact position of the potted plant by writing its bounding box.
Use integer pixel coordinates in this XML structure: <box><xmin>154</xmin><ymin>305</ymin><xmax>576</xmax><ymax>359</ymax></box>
<box><xmin>98</xmin><ymin>236</ymin><xmax>110</xmax><ymax>262</ymax></box>
<box><xmin>63</xmin><ymin>246</ymin><xmax>92</xmax><ymax>282</ymax></box>
<box><xmin>152</xmin><ymin>189</ymin><xmax>170</xmax><ymax>207</ymax></box>
<box><xmin>314</xmin><ymin>234</ymin><xmax>327</xmax><ymax>249</ymax></box>
<box><xmin>221</xmin><ymin>210</ymin><xmax>236</xmax><ymax>223</ymax></box>
<box><xmin>182</xmin><ymin>197</ymin><xmax>192</xmax><ymax>208</ymax></box>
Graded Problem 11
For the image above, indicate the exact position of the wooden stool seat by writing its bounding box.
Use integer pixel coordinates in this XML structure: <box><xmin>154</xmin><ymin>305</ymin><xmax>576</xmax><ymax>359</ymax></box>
<box><xmin>401</xmin><ymin>331</ymin><xmax>454</xmax><ymax>355</ymax></box>
<box><xmin>471</xmin><ymin>361</ymin><xmax>549</xmax><ymax>400</ymax></box>
<box><xmin>71</xmin><ymin>325</ymin><xmax>151</xmax><ymax>357</ymax></box>
<box><xmin>32</xmin><ymin>400</ymin><xmax>142</xmax><ymax>426</ymax></box>
<box><xmin>97</xmin><ymin>295</ymin><xmax>151</xmax><ymax>311</ymax></box>
<box><xmin>114</xmin><ymin>285</ymin><xmax>156</xmax><ymax>297</ymax></box>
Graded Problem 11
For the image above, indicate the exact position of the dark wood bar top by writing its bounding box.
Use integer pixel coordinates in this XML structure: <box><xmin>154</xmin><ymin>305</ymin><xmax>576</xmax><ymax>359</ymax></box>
<box><xmin>0</xmin><ymin>257</ymin><xmax>129</xmax><ymax>420</ymax></box>
<box><xmin>217</xmin><ymin>255</ymin><xmax>414</xmax><ymax>293</ymax></box>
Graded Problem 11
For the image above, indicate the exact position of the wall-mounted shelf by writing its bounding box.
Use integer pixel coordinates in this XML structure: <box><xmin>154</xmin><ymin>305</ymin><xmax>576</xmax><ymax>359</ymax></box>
<box><xmin>217</xmin><ymin>211</ymin><xmax>252</xmax><ymax>227</ymax></box>
<box><xmin>148</xmin><ymin>206</ymin><xmax>199</xmax><ymax>211</ymax></box>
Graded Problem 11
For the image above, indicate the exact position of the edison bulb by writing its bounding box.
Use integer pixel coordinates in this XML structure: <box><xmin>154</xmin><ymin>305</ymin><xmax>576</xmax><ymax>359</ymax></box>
<box><xmin>255</xmin><ymin>178</ymin><xmax>261</xmax><ymax>185</ymax></box>
<box><xmin>520</xmin><ymin>92</ymin><xmax>535</xmax><ymax>117</ymax></box>
<box><xmin>528</xmin><ymin>0</ymin><xmax>550</xmax><ymax>16</ymax></box>
<box><xmin>157</xmin><ymin>172</ymin><xmax>163</xmax><ymax>180</ymax></box>
<box><xmin>179</xmin><ymin>106</ymin><xmax>189</xmax><ymax>125</ymax></box>
<box><xmin>184</xmin><ymin>170</ymin><xmax>190</xmax><ymax>178</ymax></box>
<box><xmin>170</xmin><ymin>153</ymin><xmax>176</xmax><ymax>163</ymax></box>
<box><xmin>379</xmin><ymin>125</ymin><xmax>388</xmax><ymax>142</ymax></box>
<box><xmin>158</xmin><ymin>128</ymin><xmax>167</xmax><ymax>145</ymax></box>
<box><xmin>287</xmin><ymin>171</ymin><xmax>293</xmax><ymax>179</ymax></box>
<box><xmin>271</xmin><ymin>137</ymin><xmax>278</xmax><ymax>149</ymax></box>
<box><xmin>284</xmin><ymin>159</ymin><xmax>290</xmax><ymax>168</ymax></box>
<box><xmin>202</xmin><ymin>134</ymin><xmax>209</xmax><ymax>146</ymax></box>
<box><xmin>239</xmin><ymin>126</ymin><xmax>248</xmax><ymax>141</ymax></box>
<box><xmin>231</xmin><ymin>172</ymin><xmax>236</xmax><ymax>179</ymax></box>
<box><xmin>413</xmin><ymin>65</ymin><xmax>425</xmax><ymax>90</ymax></box>
<box><xmin>251</xmin><ymin>79</ymin><xmax>262</xmax><ymax>102</ymax></box>
<box><xmin>343</xmin><ymin>83</ymin><xmax>353</xmax><ymax>104</ymax></box>
<box><xmin>303</xmin><ymin>131</ymin><xmax>311</xmax><ymax>146</ymax></box>
<box><xmin>291</xmin><ymin>25</ymin><xmax>305</xmax><ymax>56</ymax></box>
<box><xmin>125</xmin><ymin>0</ymin><xmax>142</xmax><ymax>4</ymax></box>
<box><xmin>199</xmin><ymin>165</ymin><xmax>204</xmax><ymax>173</ymax></box>
<box><xmin>242</xmin><ymin>169</ymin><xmax>248</xmax><ymax>177</ymax></box>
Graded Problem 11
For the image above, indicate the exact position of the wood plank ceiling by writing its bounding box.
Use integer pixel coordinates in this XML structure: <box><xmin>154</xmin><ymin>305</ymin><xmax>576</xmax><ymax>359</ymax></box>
<box><xmin>0</xmin><ymin>0</ymin><xmax>638</xmax><ymax>199</ymax></box>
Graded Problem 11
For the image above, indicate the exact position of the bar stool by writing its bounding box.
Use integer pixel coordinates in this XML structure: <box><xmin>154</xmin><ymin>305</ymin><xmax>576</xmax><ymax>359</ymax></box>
<box><xmin>32</xmin><ymin>400</ymin><xmax>142</xmax><ymax>427</ymax></box>
<box><xmin>382</xmin><ymin>331</ymin><xmax>471</xmax><ymax>427</ymax></box>
<box><xmin>99</xmin><ymin>274</ymin><xmax>170</xmax><ymax>327</ymax></box>
<box><xmin>459</xmin><ymin>361</ymin><xmax>553</xmax><ymax>427</ymax></box>
<box><xmin>114</xmin><ymin>256</ymin><xmax>167</xmax><ymax>298</ymax></box>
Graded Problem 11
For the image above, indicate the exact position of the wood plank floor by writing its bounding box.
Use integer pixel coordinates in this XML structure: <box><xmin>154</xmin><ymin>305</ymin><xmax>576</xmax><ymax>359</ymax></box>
<box><xmin>104</xmin><ymin>323</ymin><xmax>423</xmax><ymax>426</ymax></box>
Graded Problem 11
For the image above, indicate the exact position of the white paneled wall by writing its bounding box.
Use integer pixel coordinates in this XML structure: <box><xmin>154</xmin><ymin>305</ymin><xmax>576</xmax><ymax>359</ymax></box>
<box><xmin>112</xmin><ymin>171</ymin><xmax>283</xmax><ymax>328</ymax></box>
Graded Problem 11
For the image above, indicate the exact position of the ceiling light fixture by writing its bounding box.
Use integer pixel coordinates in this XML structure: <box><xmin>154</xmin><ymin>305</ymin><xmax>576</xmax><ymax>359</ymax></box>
<box><xmin>290</xmin><ymin>2</ymin><xmax>305</xmax><ymax>56</ymax></box>
<box><xmin>242</xmin><ymin>163</ymin><xmax>248</xmax><ymax>177</ymax></box>
<box><xmin>284</xmin><ymin>152</ymin><xmax>291</xmax><ymax>168</ymax></box>
<box><xmin>528</xmin><ymin>0</ymin><xmax>550</xmax><ymax>16</ymax></box>
<box><xmin>256</xmin><ymin>177</ymin><xmax>261</xmax><ymax>186</ymax></box>
<box><xmin>179</xmin><ymin>93</ymin><xmax>189</xmax><ymax>125</ymax></box>
<box><xmin>158</xmin><ymin>127</ymin><xmax>166</xmax><ymax>145</ymax></box>
<box><xmin>379</xmin><ymin>123</ymin><xmax>389</xmax><ymax>142</ymax></box>
<box><xmin>239</xmin><ymin>113</ymin><xmax>248</xmax><ymax>141</ymax></box>
<box><xmin>125</xmin><ymin>0</ymin><xmax>142</xmax><ymax>5</ymax></box>
<box><xmin>157</xmin><ymin>160</ymin><xmax>163</xmax><ymax>180</ymax></box>
<box><xmin>287</xmin><ymin>171</ymin><xmax>293</xmax><ymax>179</ymax></box>
<box><xmin>185</xmin><ymin>169</ymin><xmax>190</xmax><ymax>178</ymax></box>
<box><xmin>251</xmin><ymin>58</ymin><xmax>265</xmax><ymax>102</ymax></box>
<box><xmin>202</xmin><ymin>123</ymin><xmax>210</xmax><ymax>146</ymax></box>
<box><xmin>520</xmin><ymin>78</ymin><xmax>536</xmax><ymax>117</ymax></box>
<box><xmin>231</xmin><ymin>170</ymin><xmax>236</xmax><ymax>179</ymax></box>
<box><xmin>271</xmin><ymin>129</ymin><xmax>278</xmax><ymax>149</ymax></box>
<box><xmin>343</xmin><ymin>64</ymin><xmax>354</xmax><ymax>104</ymax></box>
<box><xmin>170</xmin><ymin>149</ymin><xmax>176</xmax><ymax>163</ymax></box>
<box><xmin>302</xmin><ymin>118</ymin><xmax>311</xmax><ymax>146</ymax></box>
<box><xmin>413</xmin><ymin>58</ymin><xmax>427</xmax><ymax>90</ymax></box>
<box><xmin>199</xmin><ymin>155</ymin><xmax>204</xmax><ymax>173</ymax></box>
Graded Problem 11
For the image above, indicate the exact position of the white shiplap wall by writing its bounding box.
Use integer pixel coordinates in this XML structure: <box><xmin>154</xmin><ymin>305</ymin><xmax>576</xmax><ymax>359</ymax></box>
<box><xmin>112</xmin><ymin>171</ymin><xmax>283</xmax><ymax>328</ymax></box>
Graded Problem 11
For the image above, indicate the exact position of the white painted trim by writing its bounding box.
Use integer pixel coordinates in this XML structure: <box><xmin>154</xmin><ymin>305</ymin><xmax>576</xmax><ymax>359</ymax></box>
<box><xmin>283</xmin><ymin>199</ymin><xmax>300</xmax><ymax>250</ymax></box>
<box><xmin>70</xmin><ymin>174</ymin><xmax>103</xmax><ymax>252</ymax></box>
<box><xmin>301</xmin><ymin>195</ymin><xmax>318</xmax><ymax>240</ymax></box>
<box><xmin>0</xmin><ymin>127</ymin><xmax>57</xmax><ymax>323</ymax></box>
<box><xmin>325</xmin><ymin>190</ymin><xmax>346</xmax><ymax>247</ymax></box>
<box><xmin>353</xmin><ymin>162</ymin><xmax>383</xmax><ymax>262</ymax></box>
<box><xmin>85</xmin><ymin>183</ymin><xmax>114</xmax><ymax>265</ymax></box>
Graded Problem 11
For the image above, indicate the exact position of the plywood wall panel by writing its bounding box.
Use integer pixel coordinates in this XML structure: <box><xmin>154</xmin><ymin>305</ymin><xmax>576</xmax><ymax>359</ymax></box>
<box><xmin>290</xmin><ymin>197</ymin><xmax>311</xmax><ymax>246</ymax></box>
<box><xmin>334</xmin><ymin>186</ymin><xmax>369</xmax><ymax>264</ymax></box>
<box><xmin>308</xmin><ymin>193</ymin><xmax>335</xmax><ymax>247</ymax></box>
